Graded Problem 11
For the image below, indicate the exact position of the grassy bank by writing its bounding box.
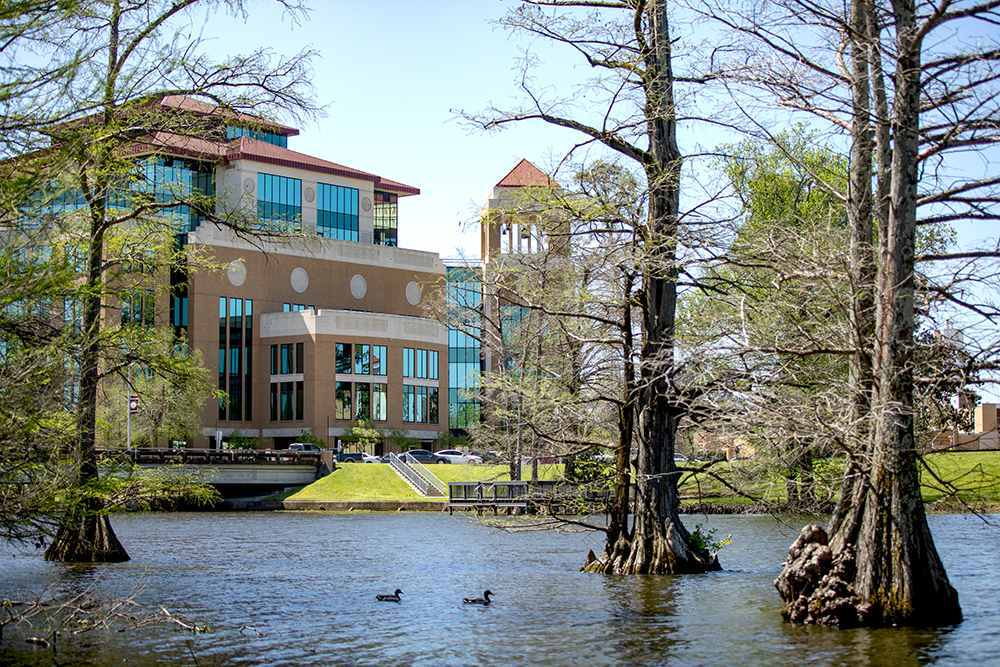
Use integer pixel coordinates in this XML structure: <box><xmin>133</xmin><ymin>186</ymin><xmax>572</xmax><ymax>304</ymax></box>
<box><xmin>275</xmin><ymin>463</ymin><xmax>562</xmax><ymax>503</ymax></box>
<box><xmin>270</xmin><ymin>451</ymin><xmax>1000</xmax><ymax>508</ymax></box>
<box><xmin>676</xmin><ymin>450</ymin><xmax>1000</xmax><ymax>508</ymax></box>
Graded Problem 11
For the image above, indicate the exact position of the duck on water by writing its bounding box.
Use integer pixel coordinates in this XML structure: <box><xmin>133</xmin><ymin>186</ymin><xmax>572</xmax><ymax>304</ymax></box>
<box><xmin>463</xmin><ymin>590</ymin><xmax>493</xmax><ymax>605</ymax></box>
<box><xmin>376</xmin><ymin>589</ymin><xmax>402</xmax><ymax>602</ymax></box>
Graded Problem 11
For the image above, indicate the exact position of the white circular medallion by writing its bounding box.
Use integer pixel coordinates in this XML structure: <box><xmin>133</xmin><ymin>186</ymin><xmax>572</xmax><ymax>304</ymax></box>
<box><xmin>350</xmin><ymin>274</ymin><xmax>368</xmax><ymax>300</ymax></box>
<box><xmin>304</xmin><ymin>187</ymin><xmax>315</xmax><ymax>203</ymax></box>
<box><xmin>362</xmin><ymin>196</ymin><xmax>372</xmax><ymax>212</ymax></box>
<box><xmin>405</xmin><ymin>281</ymin><xmax>421</xmax><ymax>306</ymax></box>
<box><xmin>243</xmin><ymin>178</ymin><xmax>255</xmax><ymax>193</ymax></box>
<box><xmin>291</xmin><ymin>267</ymin><xmax>309</xmax><ymax>293</ymax></box>
<box><xmin>226</xmin><ymin>260</ymin><xmax>247</xmax><ymax>287</ymax></box>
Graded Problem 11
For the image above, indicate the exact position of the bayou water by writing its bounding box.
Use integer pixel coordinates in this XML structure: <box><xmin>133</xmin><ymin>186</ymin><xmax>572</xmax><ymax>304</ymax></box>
<box><xmin>1</xmin><ymin>512</ymin><xmax>997</xmax><ymax>666</ymax></box>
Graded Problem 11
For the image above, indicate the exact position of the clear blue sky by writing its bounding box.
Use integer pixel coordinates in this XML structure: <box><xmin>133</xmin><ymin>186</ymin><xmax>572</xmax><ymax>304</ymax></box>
<box><xmin>200</xmin><ymin>0</ymin><xmax>583</xmax><ymax>260</ymax></box>
<box><xmin>198</xmin><ymin>2</ymin><xmax>1000</xmax><ymax>402</ymax></box>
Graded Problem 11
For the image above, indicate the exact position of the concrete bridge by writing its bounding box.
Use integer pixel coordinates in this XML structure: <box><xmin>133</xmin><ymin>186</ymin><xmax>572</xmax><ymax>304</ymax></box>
<box><xmin>97</xmin><ymin>448</ymin><xmax>326</xmax><ymax>497</ymax></box>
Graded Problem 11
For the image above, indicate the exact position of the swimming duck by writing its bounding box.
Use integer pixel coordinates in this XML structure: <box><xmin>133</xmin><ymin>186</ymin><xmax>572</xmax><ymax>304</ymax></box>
<box><xmin>376</xmin><ymin>589</ymin><xmax>402</xmax><ymax>602</ymax></box>
<box><xmin>463</xmin><ymin>590</ymin><xmax>493</xmax><ymax>605</ymax></box>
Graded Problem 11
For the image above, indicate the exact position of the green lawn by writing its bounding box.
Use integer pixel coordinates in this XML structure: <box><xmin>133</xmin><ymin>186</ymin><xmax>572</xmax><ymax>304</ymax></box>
<box><xmin>279</xmin><ymin>463</ymin><xmax>563</xmax><ymax>502</ymax></box>
<box><xmin>673</xmin><ymin>451</ymin><xmax>1000</xmax><ymax>507</ymax></box>
<box><xmin>273</xmin><ymin>452</ymin><xmax>1000</xmax><ymax>506</ymax></box>
<box><xmin>921</xmin><ymin>450</ymin><xmax>1000</xmax><ymax>505</ymax></box>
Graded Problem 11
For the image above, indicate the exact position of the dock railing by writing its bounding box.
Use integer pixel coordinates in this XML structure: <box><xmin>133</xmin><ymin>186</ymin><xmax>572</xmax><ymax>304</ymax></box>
<box><xmin>447</xmin><ymin>480</ymin><xmax>611</xmax><ymax>511</ymax></box>
<box><xmin>448</xmin><ymin>481</ymin><xmax>530</xmax><ymax>507</ymax></box>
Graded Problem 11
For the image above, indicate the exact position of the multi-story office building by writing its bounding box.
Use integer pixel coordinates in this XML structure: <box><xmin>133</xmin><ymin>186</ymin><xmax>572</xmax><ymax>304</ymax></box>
<box><xmin>32</xmin><ymin>96</ymin><xmax>450</xmax><ymax>451</ymax></box>
<box><xmin>171</xmin><ymin>99</ymin><xmax>449</xmax><ymax>450</ymax></box>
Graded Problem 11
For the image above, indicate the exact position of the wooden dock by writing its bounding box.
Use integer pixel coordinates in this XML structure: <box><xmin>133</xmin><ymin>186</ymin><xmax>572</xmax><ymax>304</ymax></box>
<box><xmin>447</xmin><ymin>480</ymin><xmax>610</xmax><ymax>513</ymax></box>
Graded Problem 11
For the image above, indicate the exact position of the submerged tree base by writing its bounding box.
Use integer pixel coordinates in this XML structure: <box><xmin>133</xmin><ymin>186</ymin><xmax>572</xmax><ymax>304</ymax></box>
<box><xmin>44</xmin><ymin>514</ymin><xmax>130</xmax><ymax>563</ymax></box>
<box><xmin>581</xmin><ymin>532</ymin><xmax>721</xmax><ymax>574</ymax></box>
<box><xmin>774</xmin><ymin>524</ymin><xmax>866</xmax><ymax>626</ymax></box>
<box><xmin>774</xmin><ymin>524</ymin><xmax>962</xmax><ymax>628</ymax></box>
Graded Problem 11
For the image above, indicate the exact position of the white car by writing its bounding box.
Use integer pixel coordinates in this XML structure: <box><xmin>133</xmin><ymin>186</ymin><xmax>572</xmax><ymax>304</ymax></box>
<box><xmin>435</xmin><ymin>449</ymin><xmax>483</xmax><ymax>464</ymax></box>
<box><xmin>361</xmin><ymin>452</ymin><xmax>381</xmax><ymax>463</ymax></box>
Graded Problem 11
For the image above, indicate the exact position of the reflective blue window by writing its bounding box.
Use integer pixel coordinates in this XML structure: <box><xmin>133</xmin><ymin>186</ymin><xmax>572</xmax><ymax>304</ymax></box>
<box><xmin>257</xmin><ymin>173</ymin><xmax>301</xmax><ymax>228</ymax></box>
<box><xmin>226</xmin><ymin>126</ymin><xmax>288</xmax><ymax>148</ymax></box>
<box><xmin>28</xmin><ymin>158</ymin><xmax>213</xmax><ymax>243</ymax></box>
<box><xmin>317</xmin><ymin>183</ymin><xmax>359</xmax><ymax>241</ymax></box>
<box><xmin>446</xmin><ymin>267</ymin><xmax>483</xmax><ymax>429</ymax></box>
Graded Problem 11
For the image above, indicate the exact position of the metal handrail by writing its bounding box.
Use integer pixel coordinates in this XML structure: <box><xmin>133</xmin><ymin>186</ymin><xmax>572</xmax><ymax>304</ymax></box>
<box><xmin>387</xmin><ymin>453</ymin><xmax>443</xmax><ymax>497</ymax></box>
<box><xmin>402</xmin><ymin>455</ymin><xmax>447</xmax><ymax>495</ymax></box>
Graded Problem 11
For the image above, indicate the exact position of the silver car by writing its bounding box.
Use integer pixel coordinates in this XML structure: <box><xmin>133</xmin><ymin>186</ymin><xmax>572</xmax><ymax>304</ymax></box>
<box><xmin>435</xmin><ymin>449</ymin><xmax>483</xmax><ymax>464</ymax></box>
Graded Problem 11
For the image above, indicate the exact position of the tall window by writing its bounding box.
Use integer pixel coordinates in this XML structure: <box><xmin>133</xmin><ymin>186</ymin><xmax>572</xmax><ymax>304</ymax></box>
<box><xmin>336</xmin><ymin>343</ymin><xmax>352</xmax><ymax>374</ymax></box>
<box><xmin>317</xmin><ymin>182</ymin><xmax>359</xmax><ymax>241</ymax></box>
<box><xmin>404</xmin><ymin>347</ymin><xmax>438</xmax><ymax>379</ymax></box>
<box><xmin>373</xmin><ymin>190</ymin><xmax>397</xmax><ymax>246</ymax></box>
<box><xmin>219</xmin><ymin>297</ymin><xmax>253</xmax><ymax>421</ymax></box>
<box><xmin>121</xmin><ymin>289</ymin><xmax>154</xmax><ymax>326</ymax></box>
<box><xmin>257</xmin><ymin>173</ymin><xmax>301</xmax><ymax>228</ymax></box>
<box><xmin>171</xmin><ymin>296</ymin><xmax>188</xmax><ymax>329</ymax></box>
<box><xmin>335</xmin><ymin>381</ymin><xmax>352</xmax><ymax>420</ymax></box>
<box><xmin>135</xmin><ymin>156</ymin><xmax>214</xmax><ymax>241</ymax></box>
<box><xmin>428</xmin><ymin>350</ymin><xmax>439</xmax><ymax>380</ymax></box>
<box><xmin>280</xmin><ymin>382</ymin><xmax>294</xmax><ymax>420</ymax></box>
<box><xmin>402</xmin><ymin>385</ymin><xmax>415</xmax><ymax>423</ymax></box>
<box><xmin>373</xmin><ymin>383</ymin><xmax>387</xmax><ymax>421</ymax></box>
<box><xmin>429</xmin><ymin>387</ymin><xmax>439</xmax><ymax>424</ymax></box>
<box><xmin>281</xmin><ymin>343</ymin><xmax>293</xmax><ymax>374</ymax></box>
<box><xmin>416</xmin><ymin>349</ymin><xmax>427</xmax><ymax>379</ymax></box>
<box><xmin>355</xmin><ymin>344</ymin><xmax>370</xmax><ymax>375</ymax></box>
<box><xmin>415</xmin><ymin>386</ymin><xmax>428</xmax><ymax>423</ymax></box>
<box><xmin>372</xmin><ymin>345</ymin><xmax>387</xmax><ymax>375</ymax></box>
<box><xmin>403</xmin><ymin>348</ymin><xmax>414</xmax><ymax>378</ymax></box>
<box><xmin>355</xmin><ymin>383</ymin><xmax>370</xmax><ymax>420</ymax></box>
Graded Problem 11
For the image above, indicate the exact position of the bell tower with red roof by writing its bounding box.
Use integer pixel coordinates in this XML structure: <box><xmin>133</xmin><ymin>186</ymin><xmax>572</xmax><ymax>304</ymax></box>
<box><xmin>480</xmin><ymin>159</ymin><xmax>556</xmax><ymax>261</ymax></box>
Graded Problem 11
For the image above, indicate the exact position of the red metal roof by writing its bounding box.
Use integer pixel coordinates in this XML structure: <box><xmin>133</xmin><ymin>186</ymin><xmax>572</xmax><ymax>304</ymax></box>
<box><xmin>495</xmin><ymin>159</ymin><xmax>553</xmax><ymax>188</ymax></box>
<box><xmin>128</xmin><ymin>133</ymin><xmax>420</xmax><ymax>197</ymax></box>
<box><xmin>158</xmin><ymin>95</ymin><xmax>299</xmax><ymax>137</ymax></box>
<box><xmin>225</xmin><ymin>138</ymin><xmax>420</xmax><ymax>196</ymax></box>
<box><xmin>41</xmin><ymin>96</ymin><xmax>419</xmax><ymax>197</ymax></box>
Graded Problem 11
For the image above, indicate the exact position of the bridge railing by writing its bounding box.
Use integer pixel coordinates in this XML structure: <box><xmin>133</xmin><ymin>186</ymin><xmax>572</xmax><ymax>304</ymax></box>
<box><xmin>95</xmin><ymin>447</ymin><xmax>322</xmax><ymax>465</ymax></box>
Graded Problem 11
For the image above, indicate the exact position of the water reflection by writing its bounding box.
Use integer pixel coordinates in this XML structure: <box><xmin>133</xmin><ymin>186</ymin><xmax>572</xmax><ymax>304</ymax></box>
<box><xmin>0</xmin><ymin>512</ymin><xmax>996</xmax><ymax>667</ymax></box>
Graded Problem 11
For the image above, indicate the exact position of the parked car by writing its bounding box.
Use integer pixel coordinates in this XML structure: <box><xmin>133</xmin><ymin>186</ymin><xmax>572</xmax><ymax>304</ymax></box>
<box><xmin>361</xmin><ymin>453</ymin><xmax>381</xmax><ymax>463</ymax></box>
<box><xmin>286</xmin><ymin>443</ymin><xmax>323</xmax><ymax>452</ymax></box>
<box><xmin>400</xmin><ymin>449</ymin><xmax>450</xmax><ymax>464</ymax></box>
<box><xmin>332</xmin><ymin>449</ymin><xmax>363</xmax><ymax>463</ymax></box>
<box><xmin>435</xmin><ymin>449</ymin><xmax>483</xmax><ymax>464</ymax></box>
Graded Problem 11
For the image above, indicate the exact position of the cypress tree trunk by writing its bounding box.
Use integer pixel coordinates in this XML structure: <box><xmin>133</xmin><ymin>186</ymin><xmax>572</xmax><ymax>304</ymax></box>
<box><xmin>775</xmin><ymin>0</ymin><xmax>960</xmax><ymax>625</ymax></box>
<box><xmin>44</xmin><ymin>503</ymin><xmax>130</xmax><ymax>563</ymax></box>
<box><xmin>583</xmin><ymin>0</ymin><xmax>718</xmax><ymax>575</ymax></box>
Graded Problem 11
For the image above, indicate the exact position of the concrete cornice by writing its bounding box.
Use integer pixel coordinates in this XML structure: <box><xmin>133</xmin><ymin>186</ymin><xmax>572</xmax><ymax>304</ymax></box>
<box><xmin>260</xmin><ymin>309</ymin><xmax>447</xmax><ymax>346</ymax></box>
<box><xmin>188</xmin><ymin>224</ymin><xmax>445</xmax><ymax>274</ymax></box>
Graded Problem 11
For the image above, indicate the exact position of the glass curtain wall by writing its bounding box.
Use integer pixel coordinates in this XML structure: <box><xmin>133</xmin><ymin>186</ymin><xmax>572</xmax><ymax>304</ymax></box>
<box><xmin>218</xmin><ymin>297</ymin><xmax>253</xmax><ymax>422</ymax></box>
<box><xmin>317</xmin><ymin>183</ymin><xmax>359</xmax><ymax>241</ymax></box>
<box><xmin>446</xmin><ymin>266</ymin><xmax>483</xmax><ymax>429</ymax></box>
